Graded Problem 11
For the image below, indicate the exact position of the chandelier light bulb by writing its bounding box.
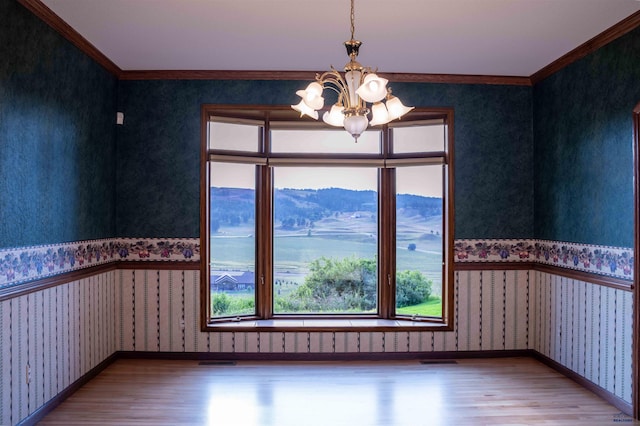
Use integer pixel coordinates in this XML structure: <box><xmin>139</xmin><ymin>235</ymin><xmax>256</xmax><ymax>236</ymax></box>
<box><xmin>296</xmin><ymin>82</ymin><xmax>325</xmax><ymax>110</ymax></box>
<box><xmin>369</xmin><ymin>102</ymin><xmax>391</xmax><ymax>126</ymax></box>
<box><xmin>356</xmin><ymin>73</ymin><xmax>388</xmax><ymax>103</ymax></box>
<box><xmin>291</xmin><ymin>100</ymin><xmax>319</xmax><ymax>120</ymax></box>
<box><xmin>323</xmin><ymin>104</ymin><xmax>346</xmax><ymax>127</ymax></box>
<box><xmin>386</xmin><ymin>95</ymin><xmax>414</xmax><ymax>120</ymax></box>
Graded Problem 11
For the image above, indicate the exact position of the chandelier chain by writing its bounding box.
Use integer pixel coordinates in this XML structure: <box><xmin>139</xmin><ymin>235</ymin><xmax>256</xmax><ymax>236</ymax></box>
<box><xmin>350</xmin><ymin>0</ymin><xmax>355</xmax><ymax>41</ymax></box>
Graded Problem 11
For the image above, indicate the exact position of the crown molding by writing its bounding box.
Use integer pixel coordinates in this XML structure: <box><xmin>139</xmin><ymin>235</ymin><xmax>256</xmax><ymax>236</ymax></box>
<box><xmin>378</xmin><ymin>72</ymin><xmax>531</xmax><ymax>86</ymax></box>
<box><xmin>118</xmin><ymin>69</ymin><xmax>532</xmax><ymax>86</ymax></box>
<box><xmin>17</xmin><ymin>0</ymin><xmax>122</xmax><ymax>77</ymax></box>
<box><xmin>531</xmin><ymin>10</ymin><xmax>640</xmax><ymax>85</ymax></box>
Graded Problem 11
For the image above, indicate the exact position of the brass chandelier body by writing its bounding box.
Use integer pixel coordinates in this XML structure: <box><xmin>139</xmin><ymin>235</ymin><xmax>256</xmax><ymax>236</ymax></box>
<box><xmin>292</xmin><ymin>0</ymin><xmax>413</xmax><ymax>141</ymax></box>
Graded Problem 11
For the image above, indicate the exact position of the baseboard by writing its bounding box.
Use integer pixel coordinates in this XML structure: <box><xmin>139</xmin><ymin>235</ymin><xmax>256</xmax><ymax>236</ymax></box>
<box><xmin>530</xmin><ymin>350</ymin><xmax>633</xmax><ymax>417</ymax></box>
<box><xmin>17</xmin><ymin>352</ymin><xmax>119</xmax><ymax>426</ymax></box>
<box><xmin>116</xmin><ymin>349</ymin><xmax>532</xmax><ymax>362</ymax></box>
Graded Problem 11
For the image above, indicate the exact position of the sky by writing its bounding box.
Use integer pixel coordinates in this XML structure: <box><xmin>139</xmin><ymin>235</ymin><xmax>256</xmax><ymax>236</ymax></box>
<box><xmin>211</xmin><ymin>163</ymin><xmax>443</xmax><ymax>198</ymax></box>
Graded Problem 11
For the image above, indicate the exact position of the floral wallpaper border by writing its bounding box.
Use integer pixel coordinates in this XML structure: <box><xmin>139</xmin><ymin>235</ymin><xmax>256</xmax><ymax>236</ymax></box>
<box><xmin>455</xmin><ymin>239</ymin><xmax>633</xmax><ymax>279</ymax></box>
<box><xmin>0</xmin><ymin>238</ymin><xmax>632</xmax><ymax>290</ymax></box>
<box><xmin>0</xmin><ymin>238</ymin><xmax>200</xmax><ymax>289</ymax></box>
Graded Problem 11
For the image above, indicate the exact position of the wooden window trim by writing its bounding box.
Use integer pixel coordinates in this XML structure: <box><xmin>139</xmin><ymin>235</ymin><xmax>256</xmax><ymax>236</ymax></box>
<box><xmin>200</xmin><ymin>105</ymin><xmax>455</xmax><ymax>332</ymax></box>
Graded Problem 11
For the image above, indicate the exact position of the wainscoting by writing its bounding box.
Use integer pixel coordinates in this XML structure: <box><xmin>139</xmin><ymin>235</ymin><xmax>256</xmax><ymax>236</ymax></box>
<box><xmin>0</xmin><ymin>271</ymin><xmax>117</xmax><ymax>426</ymax></box>
<box><xmin>531</xmin><ymin>271</ymin><xmax>633</xmax><ymax>404</ymax></box>
<box><xmin>0</xmin><ymin>267</ymin><xmax>633</xmax><ymax>425</ymax></box>
<box><xmin>115</xmin><ymin>269</ymin><xmax>530</xmax><ymax>353</ymax></box>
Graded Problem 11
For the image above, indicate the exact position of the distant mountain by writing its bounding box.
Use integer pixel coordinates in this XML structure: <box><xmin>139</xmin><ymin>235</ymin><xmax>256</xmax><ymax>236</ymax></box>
<box><xmin>210</xmin><ymin>187</ymin><xmax>441</xmax><ymax>229</ymax></box>
<box><xmin>397</xmin><ymin>193</ymin><xmax>442</xmax><ymax>218</ymax></box>
<box><xmin>210</xmin><ymin>187</ymin><xmax>255</xmax><ymax>231</ymax></box>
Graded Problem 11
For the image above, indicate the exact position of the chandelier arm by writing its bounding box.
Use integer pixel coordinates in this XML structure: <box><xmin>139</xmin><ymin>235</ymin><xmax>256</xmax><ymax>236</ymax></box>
<box><xmin>318</xmin><ymin>75</ymin><xmax>346</xmax><ymax>90</ymax></box>
<box><xmin>316</xmin><ymin>71</ymin><xmax>352</xmax><ymax>107</ymax></box>
<box><xmin>316</xmin><ymin>69</ymin><xmax>346</xmax><ymax>85</ymax></box>
<box><xmin>323</xmin><ymin>81</ymin><xmax>352</xmax><ymax>109</ymax></box>
<box><xmin>320</xmin><ymin>84</ymin><xmax>344</xmax><ymax>97</ymax></box>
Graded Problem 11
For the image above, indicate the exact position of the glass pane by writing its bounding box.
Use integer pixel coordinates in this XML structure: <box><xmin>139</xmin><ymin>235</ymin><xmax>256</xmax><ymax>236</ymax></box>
<box><xmin>273</xmin><ymin>167</ymin><xmax>378</xmax><ymax>314</ymax></box>
<box><xmin>209</xmin><ymin>162</ymin><xmax>256</xmax><ymax>318</ymax></box>
<box><xmin>392</xmin><ymin>123</ymin><xmax>445</xmax><ymax>153</ymax></box>
<box><xmin>209</xmin><ymin>120</ymin><xmax>260</xmax><ymax>152</ymax></box>
<box><xmin>271</xmin><ymin>128</ymin><xmax>380</xmax><ymax>154</ymax></box>
<box><xmin>395</xmin><ymin>165</ymin><xmax>443</xmax><ymax>317</ymax></box>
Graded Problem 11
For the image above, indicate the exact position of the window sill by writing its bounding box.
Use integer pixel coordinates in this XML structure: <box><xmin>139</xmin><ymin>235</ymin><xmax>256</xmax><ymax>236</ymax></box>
<box><xmin>204</xmin><ymin>318</ymin><xmax>452</xmax><ymax>332</ymax></box>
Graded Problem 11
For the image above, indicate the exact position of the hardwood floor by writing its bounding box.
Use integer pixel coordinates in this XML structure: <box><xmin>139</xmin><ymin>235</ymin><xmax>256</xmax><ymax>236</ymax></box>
<box><xmin>38</xmin><ymin>357</ymin><xmax>638</xmax><ymax>426</ymax></box>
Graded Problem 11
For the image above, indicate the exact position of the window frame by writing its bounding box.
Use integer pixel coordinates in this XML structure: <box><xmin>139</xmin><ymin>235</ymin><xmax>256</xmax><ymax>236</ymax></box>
<box><xmin>200</xmin><ymin>105</ymin><xmax>455</xmax><ymax>332</ymax></box>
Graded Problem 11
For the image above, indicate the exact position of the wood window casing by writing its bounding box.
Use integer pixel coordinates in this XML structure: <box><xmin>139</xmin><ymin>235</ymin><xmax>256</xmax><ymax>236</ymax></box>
<box><xmin>200</xmin><ymin>105</ymin><xmax>455</xmax><ymax>332</ymax></box>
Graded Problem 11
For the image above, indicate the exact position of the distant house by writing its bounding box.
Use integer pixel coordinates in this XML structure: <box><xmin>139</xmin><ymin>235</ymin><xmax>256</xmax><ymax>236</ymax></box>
<box><xmin>211</xmin><ymin>271</ymin><xmax>255</xmax><ymax>291</ymax></box>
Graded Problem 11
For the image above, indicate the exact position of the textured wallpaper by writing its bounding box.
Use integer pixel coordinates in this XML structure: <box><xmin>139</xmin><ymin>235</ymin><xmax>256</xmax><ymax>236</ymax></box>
<box><xmin>0</xmin><ymin>0</ymin><xmax>118</xmax><ymax>250</ymax></box>
<box><xmin>5</xmin><ymin>0</ymin><xmax>639</xmax><ymax>252</ymax></box>
<box><xmin>533</xmin><ymin>26</ymin><xmax>640</xmax><ymax>248</ymax></box>
<box><xmin>115</xmin><ymin>80</ymin><xmax>534</xmax><ymax>240</ymax></box>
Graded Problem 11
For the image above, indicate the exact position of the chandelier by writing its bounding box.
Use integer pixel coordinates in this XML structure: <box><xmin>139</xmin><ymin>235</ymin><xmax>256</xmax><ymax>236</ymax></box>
<box><xmin>291</xmin><ymin>0</ymin><xmax>414</xmax><ymax>141</ymax></box>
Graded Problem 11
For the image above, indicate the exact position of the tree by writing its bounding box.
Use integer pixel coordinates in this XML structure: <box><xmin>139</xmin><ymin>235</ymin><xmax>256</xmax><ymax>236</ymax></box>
<box><xmin>281</xmin><ymin>217</ymin><xmax>296</xmax><ymax>229</ymax></box>
<box><xmin>291</xmin><ymin>256</ymin><xmax>377</xmax><ymax>311</ymax></box>
<box><xmin>277</xmin><ymin>257</ymin><xmax>432</xmax><ymax>312</ymax></box>
<box><xmin>396</xmin><ymin>270</ymin><xmax>432</xmax><ymax>307</ymax></box>
<box><xmin>212</xmin><ymin>293</ymin><xmax>231</xmax><ymax>315</ymax></box>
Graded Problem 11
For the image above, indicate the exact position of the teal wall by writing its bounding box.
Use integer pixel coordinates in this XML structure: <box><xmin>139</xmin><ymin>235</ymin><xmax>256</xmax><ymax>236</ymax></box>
<box><xmin>3</xmin><ymin>0</ymin><xmax>639</xmax><ymax>250</ymax></box>
<box><xmin>403</xmin><ymin>82</ymin><xmax>533</xmax><ymax>239</ymax></box>
<box><xmin>533</xmin><ymin>26</ymin><xmax>640</xmax><ymax>247</ymax></box>
<box><xmin>115</xmin><ymin>80</ymin><xmax>534</xmax><ymax>239</ymax></box>
<box><xmin>115</xmin><ymin>80</ymin><xmax>303</xmax><ymax>238</ymax></box>
<box><xmin>0</xmin><ymin>0</ymin><xmax>117</xmax><ymax>249</ymax></box>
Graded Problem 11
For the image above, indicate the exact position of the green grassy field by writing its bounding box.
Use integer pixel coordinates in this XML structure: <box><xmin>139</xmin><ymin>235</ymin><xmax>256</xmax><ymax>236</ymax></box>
<box><xmin>211</xmin><ymin>235</ymin><xmax>442</xmax><ymax>287</ymax></box>
<box><xmin>396</xmin><ymin>298</ymin><xmax>442</xmax><ymax>317</ymax></box>
<box><xmin>210</xmin><ymin>209</ymin><xmax>443</xmax><ymax>316</ymax></box>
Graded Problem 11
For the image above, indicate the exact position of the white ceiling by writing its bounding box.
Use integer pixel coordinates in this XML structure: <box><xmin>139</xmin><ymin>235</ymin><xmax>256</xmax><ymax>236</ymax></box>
<box><xmin>40</xmin><ymin>0</ymin><xmax>640</xmax><ymax>77</ymax></box>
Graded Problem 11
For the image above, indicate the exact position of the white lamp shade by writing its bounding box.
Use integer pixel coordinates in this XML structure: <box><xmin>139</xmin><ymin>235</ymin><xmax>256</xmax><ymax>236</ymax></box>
<box><xmin>344</xmin><ymin>70</ymin><xmax>362</xmax><ymax>107</ymax></box>
<box><xmin>295</xmin><ymin>82</ymin><xmax>325</xmax><ymax>110</ymax></box>
<box><xmin>292</xmin><ymin>100</ymin><xmax>319</xmax><ymax>120</ymax></box>
<box><xmin>385</xmin><ymin>95</ymin><xmax>414</xmax><ymax>120</ymax></box>
<box><xmin>322</xmin><ymin>104</ymin><xmax>345</xmax><ymax>127</ymax></box>
<box><xmin>343</xmin><ymin>114</ymin><xmax>369</xmax><ymax>140</ymax></box>
<box><xmin>369</xmin><ymin>102</ymin><xmax>391</xmax><ymax>126</ymax></box>
<box><xmin>356</xmin><ymin>73</ymin><xmax>388</xmax><ymax>103</ymax></box>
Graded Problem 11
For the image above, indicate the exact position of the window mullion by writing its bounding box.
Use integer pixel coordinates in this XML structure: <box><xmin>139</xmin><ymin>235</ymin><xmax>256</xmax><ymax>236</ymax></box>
<box><xmin>261</xmin><ymin>118</ymin><xmax>273</xmax><ymax>318</ymax></box>
<box><xmin>378</xmin><ymin>167</ymin><xmax>396</xmax><ymax>319</ymax></box>
<box><xmin>256</xmin><ymin>164</ymin><xmax>273</xmax><ymax>319</ymax></box>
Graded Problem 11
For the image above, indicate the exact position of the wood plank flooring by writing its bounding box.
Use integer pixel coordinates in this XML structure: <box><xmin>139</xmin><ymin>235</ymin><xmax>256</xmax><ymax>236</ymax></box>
<box><xmin>38</xmin><ymin>357</ymin><xmax>638</xmax><ymax>426</ymax></box>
